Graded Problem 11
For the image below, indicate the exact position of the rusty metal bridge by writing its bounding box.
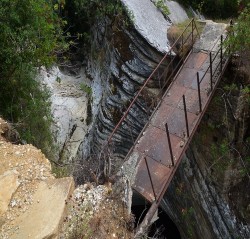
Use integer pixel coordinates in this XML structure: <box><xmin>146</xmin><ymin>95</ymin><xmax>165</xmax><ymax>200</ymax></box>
<box><xmin>101</xmin><ymin>19</ymin><xmax>231</xmax><ymax>233</ymax></box>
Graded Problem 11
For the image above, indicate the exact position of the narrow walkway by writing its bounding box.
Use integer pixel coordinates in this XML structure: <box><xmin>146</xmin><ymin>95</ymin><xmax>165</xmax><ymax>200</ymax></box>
<box><xmin>133</xmin><ymin>50</ymin><xmax>213</xmax><ymax>202</ymax></box>
<box><xmin>128</xmin><ymin>21</ymin><xmax>230</xmax><ymax>203</ymax></box>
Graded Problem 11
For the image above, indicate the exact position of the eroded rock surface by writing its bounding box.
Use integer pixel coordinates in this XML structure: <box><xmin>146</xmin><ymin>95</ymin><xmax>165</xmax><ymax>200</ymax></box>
<box><xmin>165</xmin><ymin>0</ymin><xmax>188</xmax><ymax>24</ymax></box>
<box><xmin>122</xmin><ymin>0</ymin><xmax>171</xmax><ymax>53</ymax></box>
<box><xmin>39</xmin><ymin>67</ymin><xmax>90</xmax><ymax>163</ymax></box>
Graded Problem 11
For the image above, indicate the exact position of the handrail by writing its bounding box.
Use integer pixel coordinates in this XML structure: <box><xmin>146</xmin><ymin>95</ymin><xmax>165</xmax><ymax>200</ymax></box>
<box><xmin>135</xmin><ymin>28</ymin><xmax>232</xmax><ymax>238</ymax></box>
<box><xmin>102</xmin><ymin>18</ymin><xmax>200</xmax><ymax>150</ymax></box>
<box><xmin>199</xmin><ymin>34</ymin><xmax>230</xmax><ymax>87</ymax></box>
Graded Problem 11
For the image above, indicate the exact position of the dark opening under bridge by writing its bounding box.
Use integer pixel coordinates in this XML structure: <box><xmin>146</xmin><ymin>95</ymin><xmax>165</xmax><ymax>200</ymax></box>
<box><xmin>101</xmin><ymin>19</ymin><xmax>232</xmax><ymax>234</ymax></box>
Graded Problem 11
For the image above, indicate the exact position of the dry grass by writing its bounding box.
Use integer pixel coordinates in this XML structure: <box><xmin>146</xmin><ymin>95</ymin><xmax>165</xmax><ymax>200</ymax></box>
<box><xmin>60</xmin><ymin>184</ymin><xmax>135</xmax><ymax>239</ymax></box>
<box><xmin>89</xmin><ymin>195</ymin><xmax>134</xmax><ymax>239</ymax></box>
<box><xmin>167</xmin><ymin>19</ymin><xmax>205</xmax><ymax>48</ymax></box>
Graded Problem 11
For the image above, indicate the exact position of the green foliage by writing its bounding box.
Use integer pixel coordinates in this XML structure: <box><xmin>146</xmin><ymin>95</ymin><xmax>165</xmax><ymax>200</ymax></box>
<box><xmin>52</xmin><ymin>163</ymin><xmax>71</xmax><ymax>178</ymax></box>
<box><xmin>181</xmin><ymin>206</ymin><xmax>195</xmax><ymax>238</ymax></box>
<box><xmin>80</xmin><ymin>83</ymin><xmax>92</xmax><ymax>97</ymax></box>
<box><xmin>239</xmin><ymin>156</ymin><xmax>250</xmax><ymax>176</ymax></box>
<box><xmin>226</xmin><ymin>4</ymin><xmax>250</xmax><ymax>53</ymax></box>
<box><xmin>63</xmin><ymin>197</ymin><xmax>93</xmax><ymax>239</ymax></box>
<box><xmin>0</xmin><ymin>0</ymin><xmax>67</xmax><ymax>70</ymax></box>
<box><xmin>65</xmin><ymin>0</ymin><xmax>124</xmax><ymax>37</ymax></box>
<box><xmin>0</xmin><ymin>0</ymin><xmax>68</xmax><ymax>158</ymax></box>
<box><xmin>155</xmin><ymin>0</ymin><xmax>170</xmax><ymax>16</ymax></box>
<box><xmin>0</xmin><ymin>65</ymin><xmax>56</xmax><ymax>158</ymax></box>
<box><xmin>223</xmin><ymin>83</ymin><xmax>237</xmax><ymax>91</ymax></box>
<box><xmin>212</xmin><ymin>140</ymin><xmax>230</xmax><ymax>159</ymax></box>
<box><xmin>80</xmin><ymin>83</ymin><xmax>93</xmax><ymax>126</ymax></box>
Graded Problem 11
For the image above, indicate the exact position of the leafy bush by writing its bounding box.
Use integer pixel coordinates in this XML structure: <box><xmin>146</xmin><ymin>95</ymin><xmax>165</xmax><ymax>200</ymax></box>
<box><xmin>80</xmin><ymin>83</ymin><xmax>92</xmax><ymax>97</ymax></box>
<box><xmin>226</xmin><ymin>4</ymin><xmax>250</xmax><ymax>53</ymax></box>
<box><xmin>0</xmin><ymin>0</ymin><xmax>68</xmax><ymax>158</ymax></box>
<box><xmin>63</xmin><ymin>0</ymin><xmax>131</xmax><ymax>45</ymax></box>
<box><xmin>155</xmin><ymin>0</ymin><xmax>170</xmax><ymax>16</ymax></box>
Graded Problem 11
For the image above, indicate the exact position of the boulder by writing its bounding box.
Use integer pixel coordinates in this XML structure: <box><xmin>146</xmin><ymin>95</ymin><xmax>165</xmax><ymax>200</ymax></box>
<box><xmin>9</xmin><ymin>177</ymin><xmax>74</xmax><ymax>239</ymax></box>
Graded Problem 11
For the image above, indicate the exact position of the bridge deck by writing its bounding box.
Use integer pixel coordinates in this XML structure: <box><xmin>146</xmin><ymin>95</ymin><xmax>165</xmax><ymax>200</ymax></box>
<box><xmin>132</xmin><ymin>50</ymin><xmax>220</xmax><ymax>202</ymax></box>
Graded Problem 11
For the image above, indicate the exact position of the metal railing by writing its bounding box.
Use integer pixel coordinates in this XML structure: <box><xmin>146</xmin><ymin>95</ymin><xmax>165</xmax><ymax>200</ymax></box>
<box><xmin>99</xmin><ymin>19</ymin><xmax>200</xmax><ymax>163</ymax></box>
<box><xmin>135</xmin><ymin>29</ymin><xmax>232</xmax><ymax>238</ymax></box>
<box><xmin>196</xmin><ymin>34</ymin><xmax>230</xmax><ymax>113</ymax></box>
<box><xmin>157</xmin><ymin>32</ymin><xmax>231</xmax><ymax>202</ymax></box>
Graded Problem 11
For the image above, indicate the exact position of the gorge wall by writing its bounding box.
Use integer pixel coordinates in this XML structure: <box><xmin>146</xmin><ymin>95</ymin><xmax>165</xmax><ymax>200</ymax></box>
<box><xmin>75</xmin><ymin>0</ymin><xmax>189</xmax><ymax>180</ymax></box>
<box><xmin>66</xmin><ymin>0</ymin><xmax>249</xmax><ymax>238</ymax></box>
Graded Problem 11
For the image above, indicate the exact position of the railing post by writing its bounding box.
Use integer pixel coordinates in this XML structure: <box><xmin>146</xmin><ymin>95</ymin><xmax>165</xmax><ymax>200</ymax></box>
<box><xmin>197</xmin><ymin>72</ymin><xmax>202</xmax><ymax>113</ymax></box>
<box><xmin>220</xmin><ymin>35</ymin><xmax>223</xmax><ymax>73</ymax></box>
<box><xmin>209</xmin><ymin>52</ymin><xmax>213</xmax><ymax>91</ymax></box>
<box><xmin>183</xmin><ymin>95</ymin><xmax>189</xmax><ymax>138</ymax></box>
<box><xmin>165</xmin><ymin>123</ymin><xmax>174</xmax><ymax>166</ymax></box>
<box><xmin>229</xmin><ymin>20</ymin><xmax>233</xmax><ymax>55</ymax></box>
<box><xmin>191</xmin><ymin>19</ymin><xmax>194</xmax><ymax>50</ymax></box>
<box><xmin>181</xmin><ymin>34</ymin><xmax>184</xmax><ymax>55</ymax></box>
<box><xmin>145</xmin><ymin>157</ymin><xmax>157</xmax><ymax>202</ymax></box>
<box><xmin>170</xmin><ymin>50</ymin><xmax>174</xmax><ymax>74</ymax></box>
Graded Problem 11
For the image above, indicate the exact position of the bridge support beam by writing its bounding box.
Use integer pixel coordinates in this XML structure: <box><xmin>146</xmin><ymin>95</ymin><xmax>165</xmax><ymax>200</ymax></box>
<box><xmin>134</xmin><ymin>201</ymin><xmax>158</xmax><ymax>238</ymax></box>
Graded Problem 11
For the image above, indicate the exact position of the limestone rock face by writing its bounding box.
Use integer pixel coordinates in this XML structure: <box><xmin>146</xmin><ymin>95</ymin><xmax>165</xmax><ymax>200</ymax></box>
<box><xmin>121</xmin><ymin>0</ymin><xmax>172</xmax><ymax>53</ymax></box>
<box><xmin>78</xmin><ymin>2</ymin><xmax>173</xmax><ymax>171</ymax></box>
<box><xmin>39</xmin><ymin>67</ymin><xmax>90</xmax><ymax>163</ymax></box>
<box><xmin>165</xmin><ymin>0</ymin><xmax>188</xmax><ymax>24</ymax></box>
<box><xmin>78</xmin><ymin>0</ymin><xmax>191</xmax><ymax>168</ymax></box>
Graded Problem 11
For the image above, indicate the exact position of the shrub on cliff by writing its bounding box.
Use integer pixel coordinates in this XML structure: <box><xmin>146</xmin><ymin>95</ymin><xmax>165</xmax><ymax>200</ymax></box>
<box><xmin>0</xmin><ymin>0</ymin><xmax>68</xmax><ymax>158</ymax></box>
<box><xmin>63</xmin><ymin>0</ymin><xmax>133</xmax><ymax>48</ymax></box>
<box><xmin>227</xmin><ymin>4</ymin><xmax>250</xmax><ymax>54</ymax></box>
